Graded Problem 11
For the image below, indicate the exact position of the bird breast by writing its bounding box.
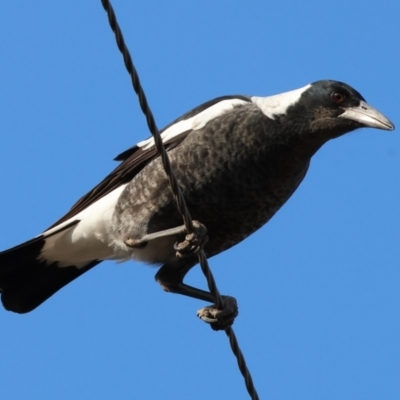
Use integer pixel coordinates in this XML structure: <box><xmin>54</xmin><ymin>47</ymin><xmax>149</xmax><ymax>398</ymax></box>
<box><xmin>108</xmin><ymin>104</ymin><xmax>312</xmax><ymax>262</ymax></box>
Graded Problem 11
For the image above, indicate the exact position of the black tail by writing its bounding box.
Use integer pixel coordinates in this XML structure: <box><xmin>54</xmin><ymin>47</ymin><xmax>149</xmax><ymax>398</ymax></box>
<box><xmin>0</xmin><ymin>237</ymin><xmax>99</xmax><ymax>313</ymax></box>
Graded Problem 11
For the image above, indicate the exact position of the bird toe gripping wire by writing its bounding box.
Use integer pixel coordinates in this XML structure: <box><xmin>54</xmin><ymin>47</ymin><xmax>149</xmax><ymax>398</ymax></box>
<box><xmin>174</xmin><ymin>220</ymin><xmax>209</xmax><ymax>258</ymax></box>
<box><xmin>197</xmin><ymin>295</ymin><xmax>239</xmax><ymax>331</ymax></box>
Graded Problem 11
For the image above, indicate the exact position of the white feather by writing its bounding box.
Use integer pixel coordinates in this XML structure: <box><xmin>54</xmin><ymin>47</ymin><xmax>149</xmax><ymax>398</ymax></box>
<box><xmin>251</xmin><ymin>84</ymin><xmax>311</xmax><ymax>119</ymax></box>
<box><xmin>39</xmin><ymin>184</ymin><xmax>128</xmax><ymax>267</ymax></box>
<box><xmin>137</xmin><ymin>98</ymin><xmax>249</xmax><ymax>150</ymax></box>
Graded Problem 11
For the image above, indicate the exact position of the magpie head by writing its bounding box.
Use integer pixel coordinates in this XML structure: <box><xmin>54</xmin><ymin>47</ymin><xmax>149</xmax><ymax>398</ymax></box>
<box><xmin>284</xmin><ymin>80</ymin><xmax>394</xmax><ymax>140</ymax></box>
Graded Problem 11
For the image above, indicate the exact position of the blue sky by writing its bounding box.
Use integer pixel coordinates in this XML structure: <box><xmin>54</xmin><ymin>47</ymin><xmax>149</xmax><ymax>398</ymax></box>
<box><xmin>1</xmin><ymin>2</ymin><xmax>399</xmax><ymax>399</ymax></box>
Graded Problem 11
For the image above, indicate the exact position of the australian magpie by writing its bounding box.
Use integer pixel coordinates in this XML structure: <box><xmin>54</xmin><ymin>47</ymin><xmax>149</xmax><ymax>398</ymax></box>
<box><xmin>0</xmin><ymin>80</ymin><xmax>394</xmax><ymax>315</ymax></box>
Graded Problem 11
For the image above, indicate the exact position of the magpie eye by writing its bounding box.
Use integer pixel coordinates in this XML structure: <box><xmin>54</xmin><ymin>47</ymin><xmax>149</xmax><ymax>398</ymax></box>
<box><xmin>331</xmin><ymin>91</ymin><xmax>346</xmax><ymax>104</ymax></box>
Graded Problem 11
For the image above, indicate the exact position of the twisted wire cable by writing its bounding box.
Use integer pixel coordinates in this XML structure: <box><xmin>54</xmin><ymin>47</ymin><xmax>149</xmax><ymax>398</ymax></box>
<box><xmin>100</xmin><ymin>1</ymin><xmax>259</xmax><ymax>398</ymax></box>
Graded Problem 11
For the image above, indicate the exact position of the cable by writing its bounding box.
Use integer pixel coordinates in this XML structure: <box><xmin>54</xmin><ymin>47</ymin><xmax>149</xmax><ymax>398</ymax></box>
<box><xmin>100</xmin><ymin>1</ymin><xmax>260</xmax><ymax>398</ymax></box>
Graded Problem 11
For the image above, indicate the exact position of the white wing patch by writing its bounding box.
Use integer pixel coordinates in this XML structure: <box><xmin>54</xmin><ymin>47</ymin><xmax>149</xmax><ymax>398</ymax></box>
<box><xmin>39</xmin><ymin>184</ymin><xmax>128</xmax><ymax>267</ymax></box>
<box><xmin>137</xmin><ymin>98</ymin><xmax>249</xmax><ymax>150</ymax></box>
<box><xmin>251</xmin><ymin>84</ymin><xmax>311</xmax><ymax>120</ymax></box>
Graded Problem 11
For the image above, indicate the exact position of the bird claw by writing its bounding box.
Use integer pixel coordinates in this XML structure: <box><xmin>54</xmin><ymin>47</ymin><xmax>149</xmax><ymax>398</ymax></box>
<box><xmin>174</xmin><ymin>220</ymin><xmax>208</xmax><ymax>258</ymax></box>
<box><xmin>197</xmin><ymin>296</ymin><xmax>238</xmax><ymax>331</ymax></box>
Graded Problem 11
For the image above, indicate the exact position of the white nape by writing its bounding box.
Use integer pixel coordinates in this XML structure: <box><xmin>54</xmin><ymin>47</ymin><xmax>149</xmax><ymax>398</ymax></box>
<box><xmin>251</xmin><ymin>84</ymin><xmax>311</xmax><ymax>119</ymax></box>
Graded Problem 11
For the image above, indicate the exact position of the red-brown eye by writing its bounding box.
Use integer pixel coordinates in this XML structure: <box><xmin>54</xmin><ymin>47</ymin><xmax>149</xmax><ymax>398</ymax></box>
<box><xmin>331</xmin><ymin>91</ymin><xmax>346</xmax><ymax>104</ymax></box>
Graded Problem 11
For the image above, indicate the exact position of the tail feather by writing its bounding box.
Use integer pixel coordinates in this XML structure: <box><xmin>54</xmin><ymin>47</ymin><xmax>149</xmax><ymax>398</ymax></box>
<box><xmin>0</xmin><ymin>238</ymin><xmax>100</xmax><ymax>313</ymax></box>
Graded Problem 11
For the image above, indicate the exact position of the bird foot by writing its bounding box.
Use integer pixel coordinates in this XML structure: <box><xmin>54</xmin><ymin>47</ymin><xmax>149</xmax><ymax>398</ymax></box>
<box><xmin>174</xmin><ymin>220</ymin><xmax>208</xmax><ymax>258</ymax></box>
<box><xmin>197</xmin><ymin>296</ymin><xmax>238</xmax><ymax>331</ymax></box>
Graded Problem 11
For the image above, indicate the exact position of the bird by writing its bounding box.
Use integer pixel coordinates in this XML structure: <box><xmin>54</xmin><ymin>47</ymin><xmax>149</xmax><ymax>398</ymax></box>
<box><xmin>0</xmin><ymin>79</ymin><xmax>394</xmax><ymax>317</ymax></box>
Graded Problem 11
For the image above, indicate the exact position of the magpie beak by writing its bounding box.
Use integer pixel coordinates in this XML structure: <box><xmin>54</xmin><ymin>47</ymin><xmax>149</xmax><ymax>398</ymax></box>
<box><xmin>339</xmin><ymin>100</ymin><xmax>394</xmax><ymax>131</ymax></box>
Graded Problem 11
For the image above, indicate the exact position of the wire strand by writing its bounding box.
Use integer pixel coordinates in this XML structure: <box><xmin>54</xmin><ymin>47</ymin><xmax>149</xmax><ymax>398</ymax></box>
<box><xmin>100</xmin><ymin>1</ymin><xmax>259</xmax><ymax>398</ymax></box>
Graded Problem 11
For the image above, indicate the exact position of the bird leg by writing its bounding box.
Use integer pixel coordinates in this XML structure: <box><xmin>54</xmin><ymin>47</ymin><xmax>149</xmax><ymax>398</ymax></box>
<box><xmin>124</xmin><ymin>225</ymin><xmax>187</xmax><ymax>248</ymax></box>
<box><xmin>124</xmin><ymin>220</ymin><xmax>209</xmax><ymax>259</ymax></box>
<box><xmin>128</xmin><ymin>220</ymin><xmax>237</xmax><ymax>329</ymax></box>
<box><xmin>155</xmin><ymin>260</ymin><xmax>239</xmax><ymax>330</ymax></box>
